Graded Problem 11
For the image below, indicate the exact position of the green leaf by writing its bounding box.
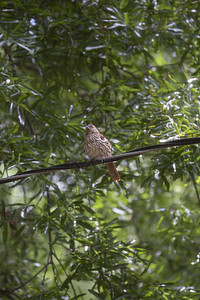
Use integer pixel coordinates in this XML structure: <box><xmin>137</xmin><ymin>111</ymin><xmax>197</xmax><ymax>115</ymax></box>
<box><xmin>14</xmin><ymin>225</ymin><xmax>25</xmax><ymax>238</ymax></box>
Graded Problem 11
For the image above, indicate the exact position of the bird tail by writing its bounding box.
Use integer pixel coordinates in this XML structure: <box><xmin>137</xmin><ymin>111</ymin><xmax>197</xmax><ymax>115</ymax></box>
<box><xmin>106</xmin><ymin>162</ymin><xmax>120</xmax><ymax>182</ymax></box>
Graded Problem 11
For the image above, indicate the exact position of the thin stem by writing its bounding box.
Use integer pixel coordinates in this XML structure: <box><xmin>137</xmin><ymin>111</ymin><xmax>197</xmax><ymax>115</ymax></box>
<box><xmin>11</xmin><ymin>264</ymin><xmax>49</xmax><ymax>292</ymax></box>
<box><xmin>53</xmin><ymin>251</ymin><xmax>77</xmax><ymax>299</ymax></box>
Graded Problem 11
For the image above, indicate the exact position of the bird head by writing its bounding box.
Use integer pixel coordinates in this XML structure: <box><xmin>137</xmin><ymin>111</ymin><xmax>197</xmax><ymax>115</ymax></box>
<box><xmin>86</xmin><ymin>124</ymin><xmax>99</xmax><ymax>134</ymax></box>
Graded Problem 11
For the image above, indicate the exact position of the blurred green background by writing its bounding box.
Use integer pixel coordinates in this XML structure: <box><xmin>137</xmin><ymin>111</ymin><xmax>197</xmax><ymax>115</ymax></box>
<box><xmin>0</xmin><ymin>0</ymin><xmax>200</xmax><ymax>299</ymax></box>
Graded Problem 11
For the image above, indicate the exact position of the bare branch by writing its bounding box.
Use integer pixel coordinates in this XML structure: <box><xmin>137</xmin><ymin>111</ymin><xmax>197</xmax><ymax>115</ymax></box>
<box><xmin>0</xmin><ymin>137</ymin><xmax>200</xmax><ymax>184</ymax></box>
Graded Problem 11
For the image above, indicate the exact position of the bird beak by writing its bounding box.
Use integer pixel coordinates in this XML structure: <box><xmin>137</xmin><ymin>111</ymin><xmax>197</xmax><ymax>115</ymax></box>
<box><xmin>85</xmin><ymin>124</ymin><xmax>90</xmax><ymax>133</ymax></box>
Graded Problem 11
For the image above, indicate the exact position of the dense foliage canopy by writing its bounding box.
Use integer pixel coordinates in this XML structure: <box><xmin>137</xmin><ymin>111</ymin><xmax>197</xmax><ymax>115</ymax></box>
<box><xmin>0</xmin><ymin>0</ymin><xmax>200</xmax><ymax>299</ymax></box>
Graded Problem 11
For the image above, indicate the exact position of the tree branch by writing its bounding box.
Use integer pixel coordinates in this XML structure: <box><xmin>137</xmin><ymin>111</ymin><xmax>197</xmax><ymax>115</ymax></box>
<box><xmin>0</xmin><ymin>137</ymin><xmax>200</xmax><ymax>184</ymax></box>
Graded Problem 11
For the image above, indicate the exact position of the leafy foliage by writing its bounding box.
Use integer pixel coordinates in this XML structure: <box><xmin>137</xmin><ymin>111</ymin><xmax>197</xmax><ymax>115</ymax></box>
<box><xmin>0</xmin><ymin>0</ymin><xmax>200</xmax><ymax>299</ymax></box>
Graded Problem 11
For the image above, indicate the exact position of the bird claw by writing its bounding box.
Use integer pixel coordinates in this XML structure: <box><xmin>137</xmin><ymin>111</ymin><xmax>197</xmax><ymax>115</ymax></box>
<box><xmin>100</xmin><ymin>158</ymin><xmax>105</xmax><ymax>164</ymax></box>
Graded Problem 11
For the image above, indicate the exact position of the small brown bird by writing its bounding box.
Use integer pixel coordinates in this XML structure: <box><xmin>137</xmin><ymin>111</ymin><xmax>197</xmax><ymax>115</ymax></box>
<box><xmin>84</xmin><ymin>124</ymin><xmax>120</xmax><ymax>182</ymax></box>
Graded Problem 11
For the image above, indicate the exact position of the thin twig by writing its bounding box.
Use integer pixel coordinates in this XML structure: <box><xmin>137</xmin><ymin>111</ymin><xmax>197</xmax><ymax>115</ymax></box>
<box><xmin>40</xmin><ymin>261</ymin><xmax>49</xmax><ymax>300</ymax></box>
<box><xmin>46</xmin><ymin>188</ymin><xmax>60</xmax><ymax>289</ymax></box>
<box><xmin>10</xmin><ymin>264</ymin><xmax>49</xmax><ymax>292</ymax></box>
<box><xmin>53</xmin><ymin>252</ymin><xmax>77</xmax><ymax>299</ymax></box>
<box><xmin>187</xmin><ymin>170</ymin><xmax>200</xmax><ymax>206</ymax></box>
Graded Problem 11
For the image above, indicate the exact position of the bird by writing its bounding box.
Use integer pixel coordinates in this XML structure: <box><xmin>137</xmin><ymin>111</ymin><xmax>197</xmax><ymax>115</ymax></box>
<box><xmin>84</xmin><ymin>124</ymin><xmax>120</xmax><ymax>182</ymax></box>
